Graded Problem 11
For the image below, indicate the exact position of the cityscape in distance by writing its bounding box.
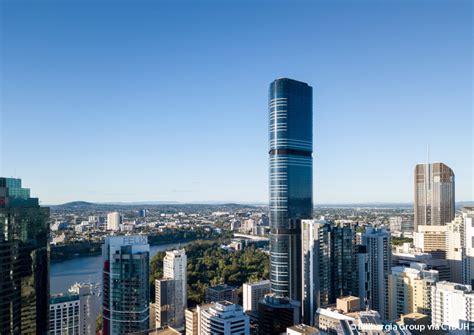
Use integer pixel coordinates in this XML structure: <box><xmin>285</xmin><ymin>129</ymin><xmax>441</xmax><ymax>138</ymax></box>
<box><xmin>0</xmin><ymin>1</ymin><xmax>472</xmax><ymax>335</ymax></box>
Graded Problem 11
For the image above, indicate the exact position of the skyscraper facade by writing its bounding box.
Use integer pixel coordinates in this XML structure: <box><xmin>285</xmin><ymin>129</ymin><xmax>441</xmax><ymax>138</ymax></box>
<box><xmin>156</xmin><ymin>249</ymin><xmax>187</xmax><ymax>329</ymax></box>
<box><xmin>102</xmin><ymin>235</ymin><xmax>150</xmax><ymax>335</ymax></box>
<box><xmin>358</xmin><ymin>227</ymin><xmax>391</xmax><ymax>321</ymax></box>
<box><xmin>0</xmin><ymin>177</ymin><xmax>50</xmax><ymax>334</ymax></box>
<box><xmin>301</xmin><ymin>220</ymin><xmax>357</xmax><ymax>324</ymax></box>
<box><xmin>269</xmin><ymin>78</ymin><xmax>313</xmax><ymax>301</ymax></box>
<box><xmin>414</xmin><ymin>162</ymin><xmax>455</xmax><ymax>230</ymax></box>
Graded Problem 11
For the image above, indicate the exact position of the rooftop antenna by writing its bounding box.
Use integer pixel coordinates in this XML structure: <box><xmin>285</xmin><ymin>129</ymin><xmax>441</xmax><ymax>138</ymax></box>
<box><xmin>427</xmin><ymin>144</ymin><xmax>430</xmax><ymax>165</ymax></box>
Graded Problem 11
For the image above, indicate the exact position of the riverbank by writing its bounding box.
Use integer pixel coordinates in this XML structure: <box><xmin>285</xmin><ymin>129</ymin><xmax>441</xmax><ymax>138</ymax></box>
<box><xmin>51</xmin><ymin>229</ymin><xmax>222</xmax><ymax>262</ymax></box>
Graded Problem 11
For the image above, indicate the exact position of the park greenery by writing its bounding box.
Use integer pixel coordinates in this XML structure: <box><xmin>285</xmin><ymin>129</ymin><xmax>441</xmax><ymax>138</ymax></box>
<box><xmin>150</xmin><ymin>240</ymin><xmax>270</xmax><ymax>306</ymax></box>
<box><xmin>391</xmin><ymin>236</ymin><xmax>413</xmax><ymax>246</ymax></box>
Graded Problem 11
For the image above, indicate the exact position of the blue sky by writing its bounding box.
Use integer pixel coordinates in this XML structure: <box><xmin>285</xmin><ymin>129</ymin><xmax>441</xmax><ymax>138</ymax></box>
<box><xmin>1</xmin><ymin>0</ymin><xmax>472</xmax><ymax>204</ymax></box>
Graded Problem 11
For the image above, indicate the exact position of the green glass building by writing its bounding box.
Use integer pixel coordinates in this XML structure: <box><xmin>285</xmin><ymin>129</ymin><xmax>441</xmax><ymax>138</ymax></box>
<box><xmin>0</xmin><ymin>178</ymin><xmax>50</xmax><ymax>334</ymax></box>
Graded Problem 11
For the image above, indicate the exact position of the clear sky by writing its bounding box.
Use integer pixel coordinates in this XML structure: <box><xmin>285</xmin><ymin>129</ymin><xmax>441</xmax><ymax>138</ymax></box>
<box><xmin>1</xmin><ymin>0</ymin><xmax>472</xmax><ymax>205</ymax></box>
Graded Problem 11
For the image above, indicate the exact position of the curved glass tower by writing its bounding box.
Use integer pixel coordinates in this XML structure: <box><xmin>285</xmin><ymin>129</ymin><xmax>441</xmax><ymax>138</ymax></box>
<box><xmin>269</xmin><ymin>78</ymin><xmax>313</xmax><ymax>301</ymax></box>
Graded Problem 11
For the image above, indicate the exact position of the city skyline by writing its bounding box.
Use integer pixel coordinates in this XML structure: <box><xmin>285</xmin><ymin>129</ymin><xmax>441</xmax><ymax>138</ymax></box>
<box><xmin>1</xmin><ymin>1</ymin><xmax>472</xmax><ymax>204</ymax></box>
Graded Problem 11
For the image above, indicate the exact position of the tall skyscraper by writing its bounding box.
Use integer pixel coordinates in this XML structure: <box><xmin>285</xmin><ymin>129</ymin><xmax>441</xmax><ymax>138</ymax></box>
<box><xmin>414</xmin><ymin>162</ymin><xmax>455</xmax><ymax>231</ymax></box>
<box><xmin>156</xmin><ymin>249</ymin><xmax>187</xmax><ymax>329</ymax></box>
<box><xmin>358</xmin><ymin>227</ymin><xmax>391</xmax><ymax>321</ymax></box>
<box><xmin>102</xmin><ymin>236</ymin><xmax>150</xmax><ymax>335</ymax></box>
<box><xmin>0</xmin><ymin>177</ymin><xmax>50</xmax><ymax>334</ymax></box>
<box><xmin>301</xmin><ymin>219</ymin><xmax>357</xmax><ymax>324</ymax></box>
<box><xmin>268</xmin><ymin>77</ymin><xmax>313</xmax><ymax>302</ymax></box>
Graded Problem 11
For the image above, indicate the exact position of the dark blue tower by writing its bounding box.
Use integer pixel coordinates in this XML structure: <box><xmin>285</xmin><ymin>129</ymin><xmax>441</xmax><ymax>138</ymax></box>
<box><xmin>269</xmin><ymin>78</ymin><xmax>313</xmax><ymax>301</ymax></box>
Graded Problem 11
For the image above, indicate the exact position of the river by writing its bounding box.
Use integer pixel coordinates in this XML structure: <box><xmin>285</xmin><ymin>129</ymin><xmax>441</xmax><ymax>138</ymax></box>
<box><xmin>50</xmin><ymin>242</ymin><xmax>187</xmax><ymax>294</ymax></box>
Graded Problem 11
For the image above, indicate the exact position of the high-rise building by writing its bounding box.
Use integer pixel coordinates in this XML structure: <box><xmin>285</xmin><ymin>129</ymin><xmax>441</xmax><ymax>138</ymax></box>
<box><xmin>258</xmin><ymin>295</ymin><xmax>300</xmax><ymax>335</ymax></box>
<box><xmin>206</xmin><ymin>284</ymin><xmax>239</xmax><ymax>305</ymax></box>
<box><xmin>243</xmin><ymin>280</ymin><xmax>271</xmax><ymax>312</ymax></box>
<box><xmin>301</xmin><ymin>219</ymin><xmax>357</xmax><ymax>324</ymax></box>
<box><xmin>446</xmin><ymin>215</ymin><xmax>464</xmax><ymax>283</ymax></box>
<box><xmin>0</xmin><ymin>177</ymin><xmax>50</xmax><ymax>334</ymax></box>
<box><xmin>185</xmin><ymin>307</ymin><xmax>198</xmax><ymax>335</ymax></box>
<box><xmin>414</xmin><ymin>225</ymin><xmax>447</xmax><ymax>259</ymax></box>
<box><xmin>387</xmin><ymin>263</ymin><xmax>438</xmax><ymax>320</ymax></box>
<box><xmin>106</xmin><ymin>212</ymin><xmax>122</xmax><ymax>231</ymax></box>
<box><xmin>200</xmin><ymin>301</ymin><xmax>250</xmax><ymax>335</ymax></box>
<box><xmin>461</xmin><ymin>207</ymin><xmax>474</xmax><ymax>286</ymax></box>
<box><xmin>268</xmin><ymin>78</ymin><xmax>313</xmax><ymax>301</ymax></box>
<box><xmin>49</xmin><ymin>283</ymin><xmax>100</xmax><ymax>335</ymax></box>
<box><xmin>102</xmin><ymin>235</ymin><xmax>150</xmax><ymax>335</ymax></box>
<box><xmin>358</xmin><ymin>227</ymin><xmax>391</xmax><ymax>320</ymax></box>
<box><xmin>431</xmin><ymin>281</ymin><xmax>474</xmax><ymax>333</ymax></box>
<box><xmin>156</xmin><ymin>249</ymin><xmax>187</xmax><ymax>329</ymax></box>
<box><xmin>414</xmin><ymin>162</ymin><xmax>455</xmax><ymax>231</ymax></box>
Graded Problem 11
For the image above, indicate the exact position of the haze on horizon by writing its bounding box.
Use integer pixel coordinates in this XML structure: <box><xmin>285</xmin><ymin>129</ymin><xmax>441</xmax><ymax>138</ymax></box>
<box><xmin>1</xmin><ymin>0</ymin><xmax>472</xmax><ymax>205</ymax></box>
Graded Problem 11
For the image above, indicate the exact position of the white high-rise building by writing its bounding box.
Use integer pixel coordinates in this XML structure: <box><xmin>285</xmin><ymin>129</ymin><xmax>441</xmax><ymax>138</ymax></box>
<box><xmin>431</xmin><ymin>281</ymin><xmax>474</xmax><ymax>333</ymax></box>
<box><xmin>387</xmin><ymin>263</ymin><xmax>438</xmax><ymax>320</ymax></box>
<box><xmin>156</xmin><ymin>249</ymin><xmax>187</xmax><ymax>330</ymax></box>
<box><xmin>358</xmin><ymin>227</ymin><xmax>391</xmax><ymax>320</ymax></box>
<box><xmin>200</xmin><ymin>301</ymin><xmax>250</xmax><ymax>335</ymax></box>
<box><xmin>447</xmin><ymin>215</ymin><xmax>464</xmax><ymax>283</ymax></box>
<box><xmin>49</xmin><ymin>283</ymin><xmax>100</xmax><ymax>335</ymax></box>
<box><xmin>242</xmin><ymin>280</ymin><xmax>271</xmax><ymax>312</ymax></box>
<box><xmin>106</xmin><ymin>212</ymin><xmax>122</xmax><ymax>231</ymax></box>
<box><xmin>461</xmin><ymin>207</ymin><xmax>474</xmax><ymax>286</ymax></box>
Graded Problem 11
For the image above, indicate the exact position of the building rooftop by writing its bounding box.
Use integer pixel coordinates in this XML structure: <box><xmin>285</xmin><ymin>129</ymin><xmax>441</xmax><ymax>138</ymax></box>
<box><xmin>338</xmin><ymin>296</ymin><xmax>359</xmax><ymax>302</ymax></box>
<box><xmin>287</xmin><ymin>323</ymin><xmax>319</xmax><ymax>334</ymax></box>
<box><xmin>208</xmin><ymin>284</ymin><xmax>236</xmax><ymax>292</ymax></box>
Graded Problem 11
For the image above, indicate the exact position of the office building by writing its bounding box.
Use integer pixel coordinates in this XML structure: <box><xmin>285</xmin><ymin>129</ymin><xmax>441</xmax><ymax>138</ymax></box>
<box><xmin>301</xmin><ymin>219</ymin><xmax>358</xmax><ymax>323</ymax></box>
<box><xmin>200</xmin><ymin>301</ymin><xmax>250</xmax><ymax>335</ymax></box>
<box><xmin>387</xmin><ymin>263</ymin><xmax>438</xmax><ymax>320</ymax></box>
<box><xmin>156</xmin><ymin>249</ymin><xmax>187</xmax><ymax>329</ymax></box>
<box><xmin>107</xmin><ymin>212</ymin><xmax>122</xmax><ymax>231</ymax></box>
<box><xmin>461</xmin><ymin>207</ymin><xmax>474</xmax><ymax>286</ymax></box>
<box><xmin>49</xmin><ymin>283</ymin><xmax>100</xmax><ymax>335</ymax></box>
<box><xmin>243</xmin><ymin>280</ymin><xmax>271</xmax><ymax>312</ymax></box>
<box><xmin>431</xmin><ymin>282</ymin><xmax>474</xmax><ymax>333</ymax></box>
<box><xmin>206</xmin><ymin>284</ymin><xmax>238</xmax><ymax>304</ymax></box>
<box><xmin>287</xmin><ymin>324</ymin><xmax>319</xmax><ymax>335</ymax></box>
<box><xmin>49</xmin><ymin>295</ymin><xmax>81</xmax><ymax>335</ymax></box>
<box><xmin>0</xmin><ymin>177</ymin><xmax>50</xmax><ymax>334</ymax></box>
<box><xmin>102</xmin><ymin>235</ymin><xmax>150</xmax><ymax>335</ymax></box>
<box><xmin>414</xmin><ymin>162</ymin><xmax>455</xmax><ymax>230</ymax></box>
<box><xmin>358</xmin><ymin>227</ymin><xmax>391</xmax><ymax>320</ymax></box>
<box><xmin>268</xmin><ymin>78</ymin><xmax>313</xmax><ymax>301</ymax></box>
<box><xmin>258</xmin><ymin>295</ymin><xmax>300</xmax><ymax>335</ymax></box>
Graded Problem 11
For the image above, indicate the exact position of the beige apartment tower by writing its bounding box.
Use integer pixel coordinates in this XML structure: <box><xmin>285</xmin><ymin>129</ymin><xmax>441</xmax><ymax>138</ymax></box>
<box><xmin>414</xmin><ymin>162</ymin><xmax>455</xmax><ymax>231</ymax></box>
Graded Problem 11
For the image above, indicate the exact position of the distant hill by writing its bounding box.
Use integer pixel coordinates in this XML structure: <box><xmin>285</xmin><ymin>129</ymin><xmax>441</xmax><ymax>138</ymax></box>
<box><xmin>49</xmin><ymin>201</ymin><xmax>258</xmax><ymax>211</ymax></box>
